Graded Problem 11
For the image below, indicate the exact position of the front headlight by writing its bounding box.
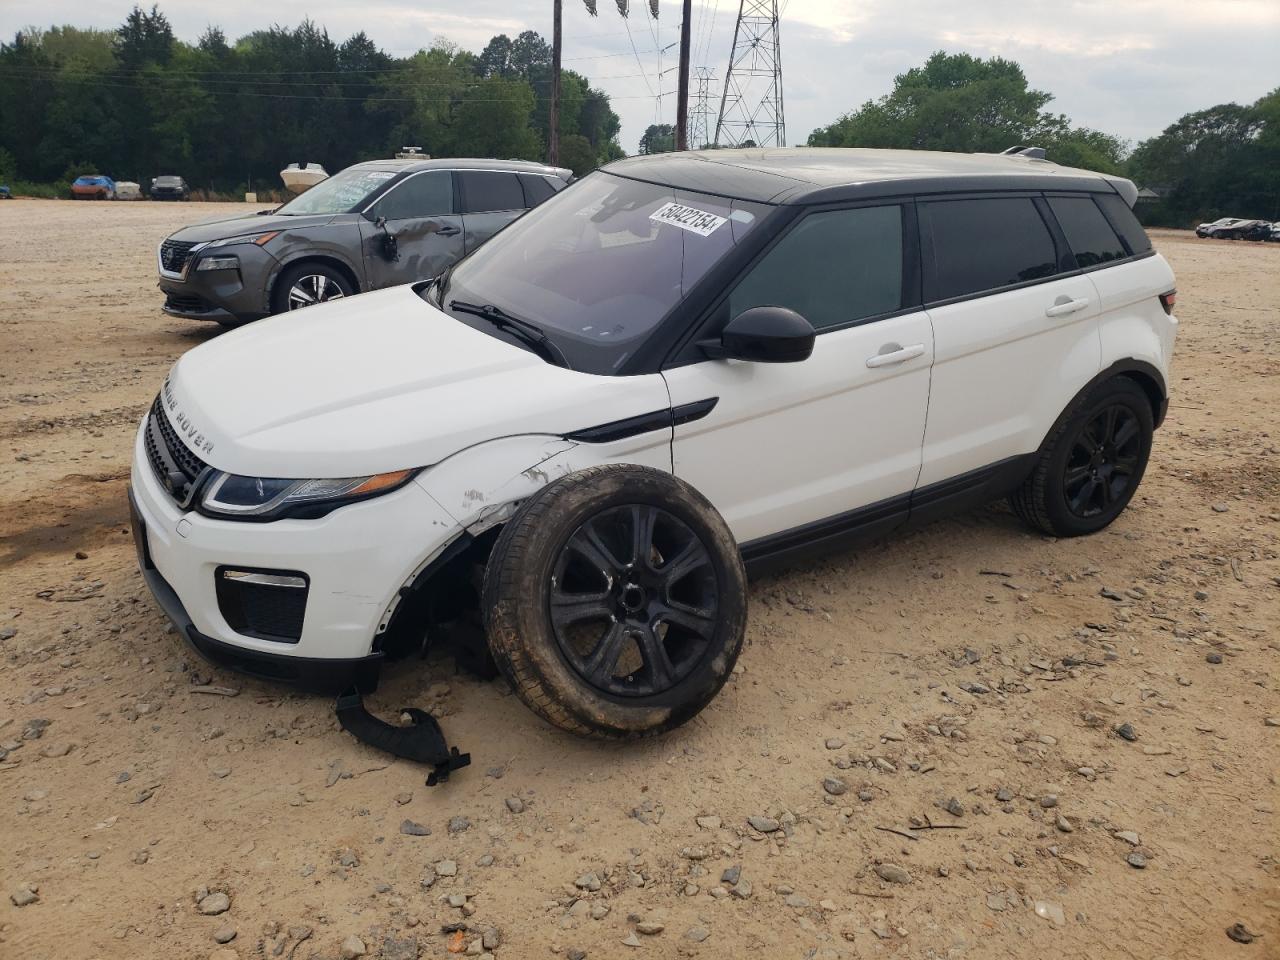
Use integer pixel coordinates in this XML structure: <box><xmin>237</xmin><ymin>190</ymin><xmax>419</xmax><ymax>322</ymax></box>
<box><xmin>200</xmin><ymin>469</ymin><xmax>417</xmax><ymax>520</ymax></box>
<box><xmin>196</xmin><ymin>255</ymin><xmax>240</xmax><ymax>271</ymax></box>
<box><xmin>204</xmin><ymin>231</ymin><xmax>280</xmax><ymax>250</ymax></box>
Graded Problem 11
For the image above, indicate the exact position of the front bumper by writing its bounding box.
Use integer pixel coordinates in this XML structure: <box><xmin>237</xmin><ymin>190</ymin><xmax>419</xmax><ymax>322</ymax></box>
<box><xmin>157</xmin><ymin>243</ymin><xmax>279</xmax><ymax>323</ymax></box>
<box><xmin>129</xmin><ymin>420</ymin><xmax>463</xmax><ymax>686</ymax></box>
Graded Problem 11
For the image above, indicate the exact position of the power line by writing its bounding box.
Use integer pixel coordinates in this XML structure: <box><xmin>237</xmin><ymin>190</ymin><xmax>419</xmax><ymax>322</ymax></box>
<box><xmin>621</xmin><ymin>17</ymin><xmax>657</xmax><ymax>99</ymax></box>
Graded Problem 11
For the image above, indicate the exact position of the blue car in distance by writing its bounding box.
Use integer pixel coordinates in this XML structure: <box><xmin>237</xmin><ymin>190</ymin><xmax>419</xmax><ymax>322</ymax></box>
<box><xmin>71</xmin><ymin>175</ymin><xmax>116</xmax><ymax>200</ymax></box>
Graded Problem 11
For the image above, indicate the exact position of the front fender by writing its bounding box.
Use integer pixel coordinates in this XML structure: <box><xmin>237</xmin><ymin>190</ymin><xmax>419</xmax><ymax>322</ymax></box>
<box><xmin>267</xmin><ymin>225</ymin><xmax>367</xmax><ymax>295</ymax></box>
<box><xmin>414</xmin><ymin>427</ymin><xmax>673</xmax><ymax>535</ymax></box>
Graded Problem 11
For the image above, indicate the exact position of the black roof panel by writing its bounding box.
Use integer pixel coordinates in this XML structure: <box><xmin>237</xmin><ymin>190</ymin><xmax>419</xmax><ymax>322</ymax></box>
<box><xmin>604</xmin><ymin>147</ymin><xmax>1130</xmax><ymax>205</ymax></box>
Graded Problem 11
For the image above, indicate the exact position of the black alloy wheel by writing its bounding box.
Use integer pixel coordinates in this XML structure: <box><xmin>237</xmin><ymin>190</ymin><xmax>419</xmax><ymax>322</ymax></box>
<box><xmin>1009</xmin><ymin>376</ymin><xmax>1154</xmax><ymax>537</ymax></box>
<box><xmin>482</xmin><ymin>463</ymin><xmax>747</xmax><ymax>739</ymax></box>
<box><xmin>1062</xmin><ymin>404</ymin><xmax>1143</xmax><ymax>519</ymax></box>
<box><xmin>548</xmin><ymin>504</ymin><xmax>718</xmax><ymax>698</ymax></box>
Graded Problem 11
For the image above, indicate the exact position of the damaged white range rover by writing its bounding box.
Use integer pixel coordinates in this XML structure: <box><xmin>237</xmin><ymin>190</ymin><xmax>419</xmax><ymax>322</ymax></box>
<box><xmin>130</xmin><ymin>147</ymin><xmax>1178</xmax><ymax>739</ymax></box>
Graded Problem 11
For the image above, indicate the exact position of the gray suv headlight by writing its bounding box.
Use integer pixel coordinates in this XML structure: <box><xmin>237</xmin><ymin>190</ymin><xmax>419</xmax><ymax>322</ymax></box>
<box><xmin>200</xmin><ymin>469</ymin><xmax>417</xmax><ymax>521</ymax></box>
<box><xmin>197</xmin><ymin>255</ymin><xmax>240</xmax><ymax>272</ymax></box>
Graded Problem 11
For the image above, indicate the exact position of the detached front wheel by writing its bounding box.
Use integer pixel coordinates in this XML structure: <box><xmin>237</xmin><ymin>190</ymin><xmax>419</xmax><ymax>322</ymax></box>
<box><xmin>482</xmin><ymin>464</ymin><xmax>747</xmax><ymax>739</ymax></box>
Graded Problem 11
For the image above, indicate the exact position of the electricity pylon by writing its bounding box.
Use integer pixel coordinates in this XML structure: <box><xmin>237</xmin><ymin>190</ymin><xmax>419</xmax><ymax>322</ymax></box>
<box><xmin>688</xmin><ymin>67</ymin><xmax>716</xmax><ymax>149</ymax></box>
<box><xmin>714</xmin><ymin>0</ymin><xmax>784</xmax><ymax>147</ymax></box>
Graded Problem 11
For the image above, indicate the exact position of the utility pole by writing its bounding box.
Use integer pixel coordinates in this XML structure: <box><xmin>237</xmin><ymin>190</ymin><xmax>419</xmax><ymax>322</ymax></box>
<box><xmin>549</xmin><ymin>0</ymin><xmax>562</xmax><ymax>165</ymax></box>
<box><xmin>675</xmin><ymin>0</ymin><xmax>691</xmax><ymax>151</ymax></box>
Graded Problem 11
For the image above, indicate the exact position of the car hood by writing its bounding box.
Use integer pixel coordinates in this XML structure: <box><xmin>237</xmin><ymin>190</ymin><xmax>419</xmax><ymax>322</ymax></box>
<box><xmin>161</xmin><ymin>285</ymin><xmax>670</xmax><ymax>478</ymax></box>
<box><xmin>171</xmin><ymin>212</ymin><xmax>343</xmax><ymax>242</ymax></box>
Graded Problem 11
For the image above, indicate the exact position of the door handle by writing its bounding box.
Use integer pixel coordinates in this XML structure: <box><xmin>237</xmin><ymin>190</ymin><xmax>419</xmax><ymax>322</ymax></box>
<box><xmin>434</xmin><ymin>224</ymin><xmax>461</xmax><ymax>237</ymax></box>
<box><xmin>865</xmin><ymin>343</ymin><xmax>926</xmax><ymax>368</ymax></box>
<box><xmin>1045</xmin><ymin>296</ymin><xmax>1089</xmax><ymax>318</ymax></box>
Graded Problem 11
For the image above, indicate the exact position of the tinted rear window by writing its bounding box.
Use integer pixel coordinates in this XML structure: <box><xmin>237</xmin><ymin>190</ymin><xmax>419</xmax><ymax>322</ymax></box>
<box><xmin>1095</xmin><ymin>193</ymin><xmax>1153</xmax><ymax>256</ymax></box>
<box><xmin>520</xmin><ymin>173</ymin><xmax>558</xmax><ymax>206</ymax></box>
<box><xmin>925</xmin><ymin>197</ymin><xmax>1059</xmax><ymax>301</ymax></box>
<box><xmin>459</xmin><ymin>171</ymin><xmax>525</xmax><ymax>213</ymax></box>
<box><xmin>1048</xmin><ymin>196</ymin><xmax>1127</xmax><ymax>268</ymax></box>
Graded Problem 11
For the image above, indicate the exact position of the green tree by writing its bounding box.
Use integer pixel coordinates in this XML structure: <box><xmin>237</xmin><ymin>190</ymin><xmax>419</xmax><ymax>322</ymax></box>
<box><xmin>558</xmin><ymin>133</ymin><xmax>597</xmax><ymax>175</ymax></box>
<box><xmin>639</xmin><ymin>123</ymin><xmax>675</xmax><ymax>154</ymax></box>
<box><xmin>1128</xmin><ymin>93</ymin><xmax>1279</xmax><ymax>225</ymax></box>
<box><xmin>474</xmin><ymin>34</ymin><xmax>513</xmax><ymax>79</ymax></box>
<box><xmin>0</xmin><ymin>14</ymin><xmax>629</xmax><ymax>193</ymax></box>
<box><xmin>115</xmin><ymin>4</ymin><xmax>174</xmax><ymax>69</ymax></box>
<box><xmin>450</xmin><ymin>77</ymin><xmax>543</xmax><ymax>160</ymax></box>
<box><xmin>509</xmin><ymin>31</ymin><xmax>550</xmax><ymax>78</ymax></box>
<box><xmin>808</xmin><ymin>51</ymin><xmax>1115</xmax><ymax>164</ymax></box>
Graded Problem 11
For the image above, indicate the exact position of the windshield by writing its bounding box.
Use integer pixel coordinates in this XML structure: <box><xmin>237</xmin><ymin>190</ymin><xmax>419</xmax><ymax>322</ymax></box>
<box><xmin>275</xmin><ymin>166</ymin><xmax>399</xmax><ymax>216</ymax></box>
<box><xmin>443</xmin><ymin>171</ymin><xmax>768</xmax><ymax>374</ymax></box>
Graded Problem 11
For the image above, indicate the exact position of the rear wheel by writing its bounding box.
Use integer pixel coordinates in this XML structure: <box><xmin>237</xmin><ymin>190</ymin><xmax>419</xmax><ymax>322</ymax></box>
<box><xmin>482</xmin><ymin>464</ymin><xmax>747</xmax><ymax>739</ymax></box>
<box><xmin>1010</xmin><ymin>377</ymin><xmax>1154</xmax><ymax>537</ymax></box>
<box><xmin>270</xmin><ymin>262</ymin><xmax>354</xmax><ymax>314</ymax></box>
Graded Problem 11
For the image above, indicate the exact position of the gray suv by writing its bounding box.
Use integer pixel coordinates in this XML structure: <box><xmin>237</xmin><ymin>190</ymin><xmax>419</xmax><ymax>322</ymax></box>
<box><xmin>157</xmin><ymin>157</ymin><xmax>572</xmax><ymax>327</ymax></box>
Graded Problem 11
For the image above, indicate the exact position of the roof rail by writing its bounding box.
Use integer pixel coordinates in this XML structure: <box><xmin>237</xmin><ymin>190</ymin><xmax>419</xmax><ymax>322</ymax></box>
<box><xmin>1000</xmin><ymin>145</ymin><xmax>1047</xmax><ymax>160</ymax></box>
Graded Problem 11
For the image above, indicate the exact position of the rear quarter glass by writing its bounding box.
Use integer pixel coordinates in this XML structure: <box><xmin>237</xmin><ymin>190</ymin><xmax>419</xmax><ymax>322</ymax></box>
<box><xmin>1048</xmin><ymin>196</ymin><xmax>1127</xmax><ymax>268</ymax></box>
<box><xmin>1095</xmin><ymin>193</ymin><xmax>1153</xmax><ymax>256</ymax></box>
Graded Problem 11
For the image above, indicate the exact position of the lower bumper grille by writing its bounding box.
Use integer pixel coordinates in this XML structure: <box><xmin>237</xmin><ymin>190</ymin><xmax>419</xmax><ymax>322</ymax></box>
<box><xmin>215</xmin><ymin>568</ymin><xmax>309</xmax><ymax>643</ymax></box>
<box><xmin>164</xmin><ymin>290</ymin><xmax>212</xmax><ymax>314</ymax></box>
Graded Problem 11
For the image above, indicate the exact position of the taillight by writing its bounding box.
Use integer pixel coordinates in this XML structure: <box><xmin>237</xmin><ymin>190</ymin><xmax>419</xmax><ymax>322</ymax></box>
<box><xmin>1159</xmin><ymin>290</ymin><xmax>1176</xmax><ymax>315</ymax></box>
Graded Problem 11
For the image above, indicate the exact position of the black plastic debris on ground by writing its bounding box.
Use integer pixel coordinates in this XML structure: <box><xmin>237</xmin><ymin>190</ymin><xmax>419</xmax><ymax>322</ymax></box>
<box><xmin>335</xmin><ymin>687</ymin><xmax>470</xmax><ymax>786</ymax></box>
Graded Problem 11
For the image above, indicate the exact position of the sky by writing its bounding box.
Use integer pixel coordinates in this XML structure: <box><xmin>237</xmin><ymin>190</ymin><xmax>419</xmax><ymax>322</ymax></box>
<box><xmin>2</xmin><ymin>0</ymin><xmax>1278</xmax><ymax>154</ymax></box>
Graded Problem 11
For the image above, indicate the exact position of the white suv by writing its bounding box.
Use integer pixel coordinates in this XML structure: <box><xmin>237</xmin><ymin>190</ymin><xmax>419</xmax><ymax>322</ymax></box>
<box><xmin>129</xmin><ymin>148</ymin><xmax>1178</xmax><ymax>739</ymax></box>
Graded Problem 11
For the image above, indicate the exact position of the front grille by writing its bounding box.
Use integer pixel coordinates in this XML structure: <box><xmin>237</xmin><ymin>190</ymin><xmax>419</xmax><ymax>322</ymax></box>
<box><xmin>215</xmin><ymin>570</ymin><xmax>308</xmax><ymax>643</ymax></box>
<box><xmin>145</xmin><ymin>396</ymin><xmax>208</xmax><ymax>505</ymax></box>
<box><xmin>160</xmin><ymin>239</ymin><xmax>197</xmax><ymax>275</ymax></box>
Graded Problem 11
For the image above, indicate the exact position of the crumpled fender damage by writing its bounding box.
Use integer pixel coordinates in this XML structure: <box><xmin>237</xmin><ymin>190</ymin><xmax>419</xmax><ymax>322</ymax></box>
<box><xmin>414</xmin><ymin>427</ymin><xmax>673</xmax><ymax>536</ymax></box>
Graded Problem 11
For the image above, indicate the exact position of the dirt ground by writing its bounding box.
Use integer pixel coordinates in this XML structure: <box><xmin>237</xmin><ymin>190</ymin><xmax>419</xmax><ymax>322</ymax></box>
<box><xmin>0</xmin><ymin>199</ymin><xmax>1277</xmax><ymax>960</ymax></box>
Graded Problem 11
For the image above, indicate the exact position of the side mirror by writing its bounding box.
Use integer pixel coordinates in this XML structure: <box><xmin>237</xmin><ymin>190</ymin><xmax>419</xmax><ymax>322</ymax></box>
<box><xmin>703</xmin><ymin>306</ymin><xmax>815</xmax><ymax>363</ymax></box>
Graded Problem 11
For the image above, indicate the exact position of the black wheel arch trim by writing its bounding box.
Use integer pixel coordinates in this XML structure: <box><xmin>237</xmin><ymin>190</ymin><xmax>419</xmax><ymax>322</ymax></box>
<box><xmin>1025</xmin><ymin>360</ymin><xmax>1166</xmax><ymax>469</ymax></box>
<box><xmin>1059</xmin><ymin>360</ymin><xmax>1168</xmax><ymax>438</ymax></box>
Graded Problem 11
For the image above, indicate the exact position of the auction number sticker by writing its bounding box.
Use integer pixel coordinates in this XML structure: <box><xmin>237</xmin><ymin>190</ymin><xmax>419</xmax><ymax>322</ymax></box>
<box><xmin>649</xmin><ymin>202</ymin><xmax>727</xmax><ymax>237</ymax></box>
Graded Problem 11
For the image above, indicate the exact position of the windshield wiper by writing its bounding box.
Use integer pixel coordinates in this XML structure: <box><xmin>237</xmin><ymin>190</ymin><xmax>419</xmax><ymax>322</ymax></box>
<box><xmin>449</xmin><ymin>300</ymin><xmax>570</xmax><ymax>369</ymax></box>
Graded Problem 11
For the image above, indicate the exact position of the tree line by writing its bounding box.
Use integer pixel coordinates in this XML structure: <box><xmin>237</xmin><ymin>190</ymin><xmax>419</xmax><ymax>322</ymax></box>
<box><xmin>806</xmin><ymin>52</ymin><xmax>1280</xmax><ymax>227</ymax></box>
<box><xmin>0</xmin><ymin>6</ymin><xmax>624</xmax><ymax>195</ymax></box>
<box><xmin>1</xmin><ymin>15</ymin><xmax>1275</xmax><ymax>228</ymax></box>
